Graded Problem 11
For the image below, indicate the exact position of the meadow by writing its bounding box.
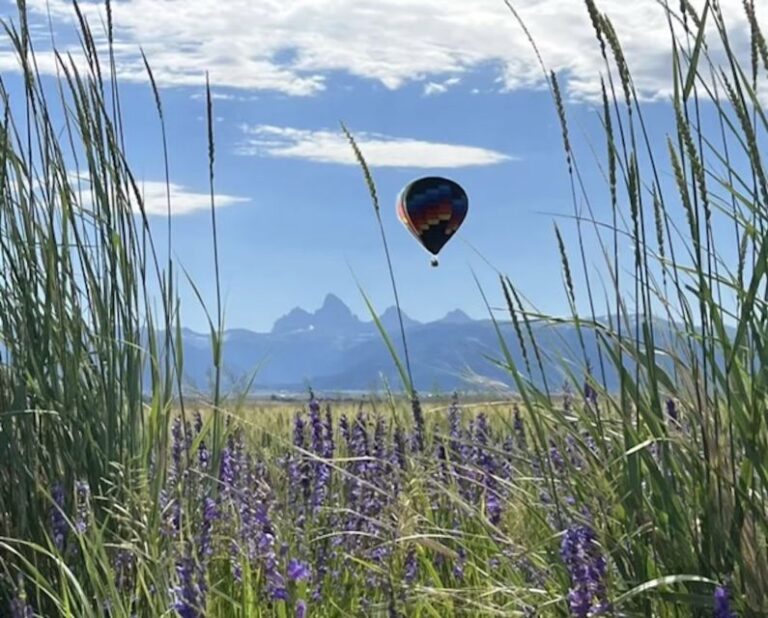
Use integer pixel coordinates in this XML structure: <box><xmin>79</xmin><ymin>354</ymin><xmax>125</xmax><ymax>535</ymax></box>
<box><xmin>0</xmin><ymin>0</ymin><xmax>766</xmax><ymax>615</ymax></box>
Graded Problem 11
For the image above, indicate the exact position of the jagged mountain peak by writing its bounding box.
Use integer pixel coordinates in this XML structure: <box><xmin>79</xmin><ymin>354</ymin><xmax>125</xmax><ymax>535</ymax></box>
<box><xmin>315</xmin><ymin>293</ymin><xmax>356</xmax><ymax>320</ymax></box>
<box><xmin>273</xmin><ymin>294</ymin><xmax>364</xmax><ymax>335</ymax></box>
<box><xmin>174</xmin><ymin>303</ymin><xmax>691</xmax><ymax>393</ymax></box>
<box><xmin>313</xmin><ymin>294</ymin><xmax>363</xmax><ymax>333</ymax></box>
<box><xmin>271</xmin><ymin>307</ymin><xmax>313</xmax><ymax>334</ymax></box>
<box><xmin>319</xmin><ymin>293</ymin><xmax>346</xmax><ymax>310</ymax></box>
<box><xmin>380</xmin><ymin>306</ymin><xmax>419</xmax><ymax>330</ymax></box>
<box><xmin>439</xmin><ymin>309</ymin><xmax>473</xmax><ymax>324</ymax></box>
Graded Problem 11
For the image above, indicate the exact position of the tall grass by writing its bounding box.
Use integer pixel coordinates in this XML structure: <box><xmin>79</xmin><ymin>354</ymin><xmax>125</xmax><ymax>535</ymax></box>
<box><xmin>0</xmin><ymin>0</ymin><xmax>160</xmax><ymax>541</ymax></box>
<box><xmin>487</xmin><ymin>0</ymin><xmax>768</xmax><ymax>612</ymax></box>
<box><xmin>345</xmin><ymin>0</ymin><xmax>768</xmax><ymax>613</ymax></box>
<box><xmin>0</xmin><ymin>0</ymin><xmax>766</xmax><ymax>616</ymax></box>
<box><xmin>0</xmin><ymin>0</ymin><xmax>216</xmax><ymax>614</ymax></box>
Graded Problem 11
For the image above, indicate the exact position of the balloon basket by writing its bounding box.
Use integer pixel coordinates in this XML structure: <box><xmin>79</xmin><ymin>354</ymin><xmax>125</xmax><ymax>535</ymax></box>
<box><xmin>430</xmin><ymin>258</ymin><xmax>439</xmax><ymax>267</ymax></box>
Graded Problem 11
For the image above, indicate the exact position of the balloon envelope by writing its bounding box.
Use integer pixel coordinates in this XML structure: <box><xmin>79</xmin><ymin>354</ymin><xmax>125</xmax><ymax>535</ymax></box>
<box><xmin>396</xmin><ymin>176</ymin><xmax>468</xmax><ymax>256</ymax></box>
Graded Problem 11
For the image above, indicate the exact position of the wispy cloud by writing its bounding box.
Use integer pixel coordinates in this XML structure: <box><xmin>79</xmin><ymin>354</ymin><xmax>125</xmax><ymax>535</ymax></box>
<box><xmin>6</xmin><ymin>0</ymin><xmax>758</xmax><ymax>102</ymax></box>
<box><xmin>237</xmin><ymin>125</ymin><xmax>513</xmax><ymax>168</ymax></box>
<box><xmin>423</xmin><ymin>77</ymin><xmax>461</xmax><ymax>96</ymax></box>
<box><xmin>189</xmin><ymin>91</ymin><xmax>244</xmax><ymax>101</ymax></box>
<box><xmin>135</xmin><ymin>181</ymin><xmax>249</xmax><ymax>215</ymax></box>
<box><xmin>70</xmin><ymin>174</ymin><xmax>248</xmax><ymax>216</ymax></box>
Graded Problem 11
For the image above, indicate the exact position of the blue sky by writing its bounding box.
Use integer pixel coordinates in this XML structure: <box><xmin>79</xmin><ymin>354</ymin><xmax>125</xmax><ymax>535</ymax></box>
<box><xmin>0</xmin><ymin>0</ymin><xmax>759</xmax><ymax>332</ymax></box>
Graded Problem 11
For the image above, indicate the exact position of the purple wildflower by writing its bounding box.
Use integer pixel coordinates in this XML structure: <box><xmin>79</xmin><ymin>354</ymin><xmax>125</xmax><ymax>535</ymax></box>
<box><xmin>393</xmin><ymin>426</ymin><xmax>407</xmax><ymax>471</ymax></box>
<box><xmin>237</xmin><ymin>465</ymin><xmax>260</xmax><ymax>558</ymax></box>
<box><xmin>714</xmin><ymin>585</ymin><xmax>735</xmax><ymax>618</ymax></box>
<box><xmin>410</xmin><ymin>395</ymin><xmax>425</xmax><ymax>453</ymax></box>
<box><xmin>294</xmin><ymin>413</ymin><xmax>312</xmax><ymax>504</ymax></box>
<box><xmin>475</xmin><ymin>413</ymin><xmax>491</xmax><ymax>445</ymax></box>
<box><xmin>170</xmin><ymin>494</ymin><xmax>182</xmax><ymax>537</ymax></box>
<box><xmin>448</xmin><ymin>395</ymin><xmax>462</xmax><ymax>458</ymax></box>
<box><xmin>50</xmin><ymin>482</ymin><xmax>66</xmax><ymax>550</ymax></box>
<box><xmin>404</xmin><ymin>547</ymin><xmax>418</xmax><ymax>584</ymax></box>
<box><xmin>235</xmin><ymin>470</ymin><xmax>288</xmax><ymax>603</ymax></box>
<box><xmin>453</xmin><ymin>548</ymin><xmax>466</xmax><ymax>580</ymax></box>
<box><xmin>323</xmin><ymin>404</ymin><xmax>335</xmax><ymax>457</ymax></box>
<box><xmin>565</xmin><ymin>434</ymin><xmax>584</xmax><ymax>470</ymax></box>
<box><xmin>474</xmin><ymin>414</ymin><xmax>494</xmax><ymax>471</ymax></box>
<box><xmin>582</xmin><ymin>431</ymin><xmax>599</xmax><ymax>457</ymax></box>
<box><xmin>75</xmin><ymin>480</ymin><xmax>91</xmax><ymax>534</ymax></box>
<box><xmin>550</xmin><ymin>440</ymin><xmax>565</xmax><ymax>475</ymax></box>
<box><xmin>371</xmin><ymin>415</ymin><xmax>388</xmax><ymax>496</ymax></box>
<box><xmin>310</xmin><ymin>399</ymin><xmax>324</xmax><ymax>454</ymax></box>
<box><xmin>293</xmin><ymin>412</ymin><xmax>307</xmax><ymax>450</ymax></box>
<box><xmin>260</xmin><ymin>531</ymin><xmax>288</xmax><ymax>601</ymax></box>
<box><xmin>486</xmin><ymin>490</ymin><xmax>502</xmax><ymax>525</ymax></box>
<box><xmin>198</xmin><ymin>440</ymin><xmax>210</xmax><ymax>472</ymax></box>
<box><xmin>295</xmin><ymin>600</ymin><xmax>308</xmax><ymax>618</ymax></box>
<box><xmin>373</xmin><ymin>415</ymin><xmax>387</xmax><ymax>461</ymax></box>
<box><xmin>310</xmin><ymin>399</ymin><xmax>331</xmax><ymax>514</ymax></box>
<box><xmin>170</xmin><ymin>417</ymin><xmax>185</xmax><ymax>484</ymax></box>
<box><xmin>9</xmin><ymin>597</ymin><xmax>33</xmax><ymax>618</ymax></box>
<box><xmin>172</xmin><ymin>554</ymin><xmax>202</xmax><ymax>618</ymax></box>
<box><xmin>312</xmin><ymin>539</ymin><xmax>330</xmax><ymax>601</ymax></box>
<box><xmin>343</xmin><ymin>411</ymin><xmax>370</xmax><ymax>554</ymax></box>
<box><xmin>473</xmin><ymin>414</ymin><xmax>502</xmax><ymax>524</ymax></box>
<box><xmin>288</xmin><ymin>413</ymin><xmax>308</xmax><ymax>530</ymax></box>
<box><xmin>230</xmin><ymin>540</ymin><xmax>243</xmax><ymax>583</ymax></box>
<box><xmin>560</xmin><ymin>525</ymin><xmax>611</xmax><ymax>617</ymax></box>
<box><xmin>435</xmin><ymin>442</ymin><xmax>449</xmax><ymax>484</ymax></box>
<box><xmin>350</xmin><ymin>411</ymin><xmax>369</xmax><ymax>460</ymax></box>
<box><xmin>666</xmin><ymin>398</ymin><xmax>679</xmax><ymax>424</ymax></box>
<box><xmin>113</xmin><ymin>549</ymin><xmax>135</xmax><ymax>591</ymax></box>
<box><xmin>287</xmin><ymin>559</ymin><xmax>311</xmax><ymax>582</ymax></box>
<box><xmin>339</xmin><ymin>414</ymin><xmax>350</xmax><ymax>445</ymax></box>
<box><xmin>220</xmin><ymin>436</ymin><xmax>241</xmax><ymax>489</ymax></box>
<box><xmin>198</xmin><ymin>497</ymin><xmax>218</xmax><ymax>561</ymax></box>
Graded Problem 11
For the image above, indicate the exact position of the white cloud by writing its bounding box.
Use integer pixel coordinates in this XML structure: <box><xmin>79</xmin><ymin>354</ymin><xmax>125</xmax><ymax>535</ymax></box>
<box><xmin>4</xmin><ymin>0</ymin><xmax>761</xmax><ymax>102</ymax></box>
<box><xmin>189</xmin><ymin>92</ymin><xmax>238</xmax><ymax>101</ymax></box>
<box><xmin>135</xmin><ymin>181</ymin><xmax>248</xmax><ymax>215</ymax></box>
<box><xmin>424</xmin><ymin>82</ymin><xmax>448</xmax><ymax>96</ymax></box>
<box><xmin>424</xmin><ymin>77</ymin><xmax>461</xmax><ymax>96</ymax></box>
<box><xmin>237</xmin><ymin>125</ymin><xmax>513</xmax><ymax>168</ymax></box>
<box><xmin>69</xmin><ymin>173</ymin><xmax>248</xmax><ymax>216</ymax></box>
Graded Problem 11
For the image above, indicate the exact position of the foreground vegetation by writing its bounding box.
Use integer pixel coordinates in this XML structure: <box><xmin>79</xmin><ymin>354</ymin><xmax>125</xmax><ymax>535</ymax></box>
<box><xmin>1</xmin><ymin>0</ymin><xmax>767</xmax><ymax>615</ymax></box>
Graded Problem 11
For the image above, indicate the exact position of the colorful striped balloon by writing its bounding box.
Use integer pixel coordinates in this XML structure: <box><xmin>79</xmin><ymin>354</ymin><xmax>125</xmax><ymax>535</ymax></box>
<box><xmin>396</xmin><ymin>176</ymin><xmax>468</xmax><ymax>266</ymax></box>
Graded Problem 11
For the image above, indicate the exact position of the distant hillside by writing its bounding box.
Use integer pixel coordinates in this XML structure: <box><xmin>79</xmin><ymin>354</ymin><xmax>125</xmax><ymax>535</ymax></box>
<box><xmin>167</xmin><ymin>294</ymin><xmax>690</xmax><ymax>394</ymax></box>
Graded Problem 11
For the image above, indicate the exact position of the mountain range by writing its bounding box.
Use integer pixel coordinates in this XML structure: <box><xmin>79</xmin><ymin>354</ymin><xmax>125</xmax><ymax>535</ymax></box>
<box><xmin>171</xmin><ymin>293</ymin><xmax>673</xmax><ymax>395</ymax></box>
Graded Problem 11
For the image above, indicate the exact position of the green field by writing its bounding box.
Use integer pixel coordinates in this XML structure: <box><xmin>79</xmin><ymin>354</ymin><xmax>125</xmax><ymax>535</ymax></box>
<box><xmin>0</xmin><ymin>0</ymin><xmax>765</xmax><ymax>616</ymax></box>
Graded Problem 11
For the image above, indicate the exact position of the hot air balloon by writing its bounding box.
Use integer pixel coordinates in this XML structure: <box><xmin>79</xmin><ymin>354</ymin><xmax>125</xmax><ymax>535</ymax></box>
<box><xmin>396</xmin><ymin>176</ymin><xmax>468</xmax><ymax>267</ymax></box>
